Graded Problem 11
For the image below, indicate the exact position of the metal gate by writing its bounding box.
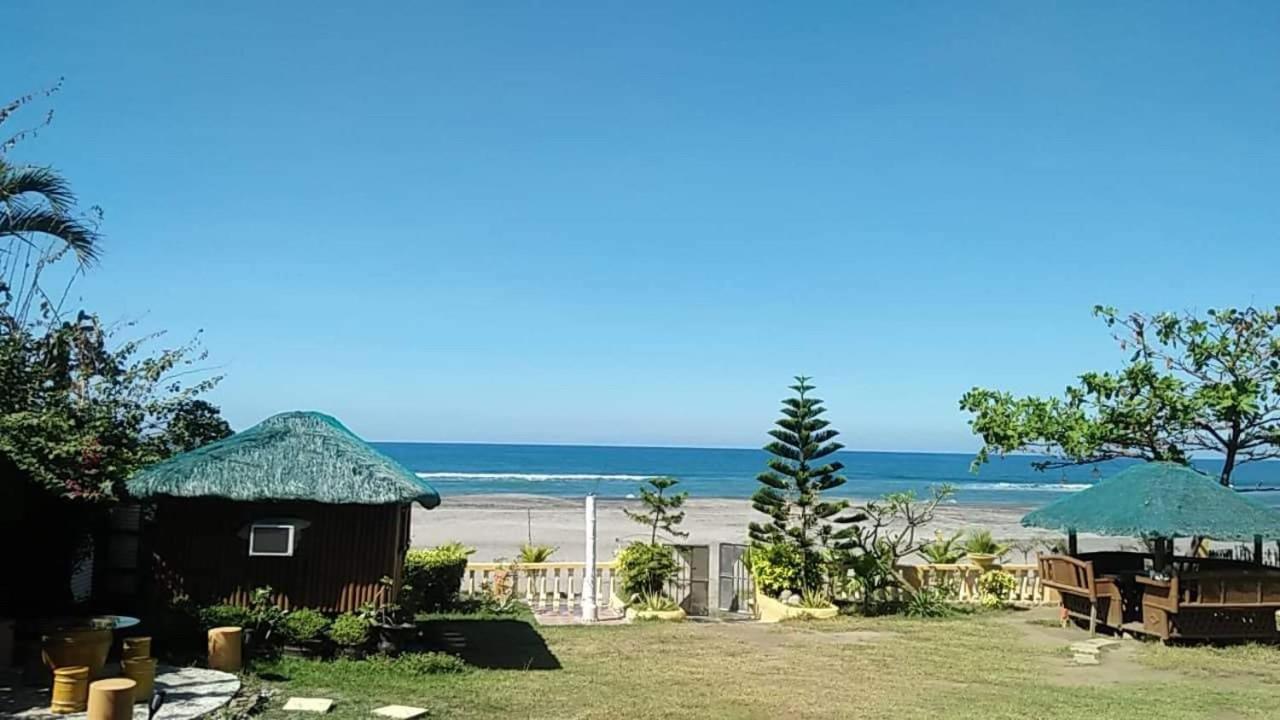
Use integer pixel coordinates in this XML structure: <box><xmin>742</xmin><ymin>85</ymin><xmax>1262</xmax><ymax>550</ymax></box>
<box><xmin>668</xmin><ymin>544</ymin><xmax>711</xmax><ymax>616</ymax></box>
<box><xmin>718</xmin><ymin>543</ymin><xmax>755</xmax><ymax>615</ymax></box>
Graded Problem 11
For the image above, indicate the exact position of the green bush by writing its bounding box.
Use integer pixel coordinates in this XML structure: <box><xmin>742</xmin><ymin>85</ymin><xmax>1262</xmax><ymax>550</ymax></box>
<box><xmin>977</xmin><ymin>569</ymin><xmax>1018</xmax><ymax>608</ymax></box>
<box><xmin>964</xmin><ymin>529</ymin><xmax>1010</xmax><ymax>557</ymax></box>
<box><xmin>903</xmin><ymin>587</ymin><xmax>954</xmax><ymax>618</ymax></box>
<box><xmin>387</xmin><ymin>651</ymin><xmax>470</xmax><ymax>675</ymax></box>
<box><xmin>328</xmin><ymin>612</ymin><xmax>371</xmax><ymax>647</ymax></box>
<box><xmin>616</xmin><ymin>542</ymin><xmax>678</xmax><ymax>598</ymax></box>
<box><xmin>746</xmin><ymin>542</ymin><xmax>804</xmax><ymax>598</ymax></box>
<box><xmin>198</xmin><ymin>603</ymin><xmax>252</xmax><ymax>630</ymax></box>
<box><xmin>279</xmin><ymin>608</ymin><xmax>331</xmax><ymax>644</ymax></box>
<box><xmin>403</xmin><ymin>543</ymin><xmax>474</xmax><ymax>614</ymax></box>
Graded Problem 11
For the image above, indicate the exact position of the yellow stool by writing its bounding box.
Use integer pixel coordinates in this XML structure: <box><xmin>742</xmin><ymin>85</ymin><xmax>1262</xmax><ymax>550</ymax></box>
<box><xmin>207</xmin><ymin>626</ymin><xmax>243</xmax><ymax>672</ymax></box>
<box><xmin>87</xmin><ymin>677</ymin><xmax>136</xmax><ymax>720</ymax></box>
<box><xmin>121</xmin><ymin>656</ymin><xmax>156</xmax><ymax>702</ymax></box>
<box><xmin>50</xmin><ymin>665</ymin><xmax>90</xmax><ymax>714</ymax></box>
<box><xmin>121</xmin><ymin>636</ymin><xmax>151</xmax><ymax>662</ymax></box>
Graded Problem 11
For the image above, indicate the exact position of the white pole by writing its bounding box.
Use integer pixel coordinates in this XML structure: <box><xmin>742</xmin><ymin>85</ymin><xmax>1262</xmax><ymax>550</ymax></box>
<box><xmin>581</xmin><ymin>494</ymin><xmax>598</xmax><ymax>623</ymax></box>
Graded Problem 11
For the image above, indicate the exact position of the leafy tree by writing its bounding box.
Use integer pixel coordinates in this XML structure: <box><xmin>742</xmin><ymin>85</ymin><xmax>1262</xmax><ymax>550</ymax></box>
<box><xmin>0</xmin><ymin>91</ymin><xmax>224</xmax><ymax>616</ymax></box>
<box><xmin>749</xmin><ymin>376</ymin><xmax>860</xmax><ymax>593</ymax></box>
<box><xmin>839</xmin><ymin>486</ymin><xmax>953</xmax><ymax>614</ymax></box>
<box><xmin>960</xmin><ymin>306</ymin><xmax>1280</xmax><ymax>487</ymax></box>
<box><xmin>162</xmin><ymin>399</ymin><xmax>233</xmax><ymax>454</ymax></box>
<box><xmin>617</xmin><ymin>476</ymin><xmax>688</xmax><ymax>602</ymax></box>
<box><xmin>623</xmin><ymin>476</ymin><xmax>688</xmax><ymax>544</ymax></box>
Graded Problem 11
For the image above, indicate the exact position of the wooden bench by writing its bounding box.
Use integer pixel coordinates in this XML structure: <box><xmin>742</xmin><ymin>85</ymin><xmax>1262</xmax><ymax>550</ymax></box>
<box><xmin>1037</xmin><ymin>554</ymin><xmax>1125</xmax><ymax>635</ymax></box>
<box><xmin>1138</xmin><ymin>568</ymin><xmax>1280</xmax><ymax>642</ymax></box>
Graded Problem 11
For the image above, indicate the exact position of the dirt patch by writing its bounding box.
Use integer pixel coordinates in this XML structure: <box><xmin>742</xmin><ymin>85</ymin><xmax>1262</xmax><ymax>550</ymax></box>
<box><xmin>995</xmin><ymin>610</ymin><xmax>1182</xmax><ymax>687</ymax></box>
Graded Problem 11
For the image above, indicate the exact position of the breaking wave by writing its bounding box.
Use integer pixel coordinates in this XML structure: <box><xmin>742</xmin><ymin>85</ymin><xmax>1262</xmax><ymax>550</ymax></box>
<box><xmin>416</xmin><ymin>472</ymin><xmax>656</xmax><ymax>482</ymax></box>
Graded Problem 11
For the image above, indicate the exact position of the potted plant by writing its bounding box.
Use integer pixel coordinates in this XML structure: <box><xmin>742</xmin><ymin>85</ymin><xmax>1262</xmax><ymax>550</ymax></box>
<box><xmin>278</xmin><ymin>608</ymin><xmax>331</xmax><ymax>659</ymax></box>
<box><xmin>963</xmin><ymin>530</ymin><xmax>1010</xmax><ymax>570</ymax></box>
<box><xmin>747</xmin><ymin>543</ymin><xmax>838</xmax><ymax>622</ymax></box>
<box><xmin>629</xmin><ymin>592</ymin><xmax>686</xmax><ymax>622</ymax></box>
<box><xmin>245</xmin><ymin>586</ymin><xmax>286</xmax><ymax>657</ymax></box>
<box><xmin>368</xmin><ymin>577</ymin><xmax>417</xmax><ymax>655</ymax></box>
<box><xmin>617</xmin><ymin>477</ymin><xmax>689</xmax><ymax>621</ymax></box>
<box><xmin>327</xmin><ymin>612</ymin><xmax>371</xmax><ymax>659</ymax></box>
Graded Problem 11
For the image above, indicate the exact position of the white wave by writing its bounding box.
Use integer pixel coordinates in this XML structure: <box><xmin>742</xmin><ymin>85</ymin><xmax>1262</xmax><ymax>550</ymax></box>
<box><xmin>415</xmin><ymin>472</ymin><xmax>656</xmax><ymax>482</ymax></box>
<box><xmin>964</xmin><ymin>482</ymin><xmax>1090</xmax><ymax>492</ymax></box>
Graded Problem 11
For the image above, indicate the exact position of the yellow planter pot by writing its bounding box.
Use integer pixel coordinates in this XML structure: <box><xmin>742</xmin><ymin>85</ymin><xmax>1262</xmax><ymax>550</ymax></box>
<box><xmin>627</xmin><ymin>607</ymin><xmax>687</xmax><ymax>622</ymax></box>
<box><xmin>966</xmin><ymin>553</ymin><xmax>999</xmax><ymax>570</ymax></box>
<box><xmin>754</xmin><ymin>590</ymin><xmax>839</xmax><ymax>623</ymax></box>
<box><xmin>42</xmin><ymin>628</ymin><xmax>112</xmax><ymax>678</ymax></box>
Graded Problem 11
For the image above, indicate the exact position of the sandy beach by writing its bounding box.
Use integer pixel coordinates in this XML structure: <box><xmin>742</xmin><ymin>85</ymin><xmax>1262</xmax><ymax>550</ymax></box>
<box><xmin>410</xmin><ymin>494</ymin><xmax>1131</xmax><ymax>562</ymax></box>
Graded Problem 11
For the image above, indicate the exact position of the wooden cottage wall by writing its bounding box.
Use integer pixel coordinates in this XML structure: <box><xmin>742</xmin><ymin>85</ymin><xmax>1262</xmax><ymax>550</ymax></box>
<box><xmin>147</xmin><ymin>499</ymin><xmax>409</xmax><ymax>612</ymax></box>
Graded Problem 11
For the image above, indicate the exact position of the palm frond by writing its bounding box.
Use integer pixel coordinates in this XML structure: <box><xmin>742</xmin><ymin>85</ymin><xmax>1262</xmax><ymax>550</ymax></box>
<box><xmin>0</xmin><ymin>163</ymin><xmax>77</xmax><ymax>211</ymax></box>
<box><xmin>0</xmin><ymin>202</ymin><xmax>100</xmax><ymax>264</ymax></box>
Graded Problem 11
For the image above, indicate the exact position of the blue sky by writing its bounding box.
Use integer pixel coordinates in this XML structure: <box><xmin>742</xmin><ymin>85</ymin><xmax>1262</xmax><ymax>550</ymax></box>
<box><xmin>6</xmin><ymin>2</ymin><xmax>1279</xmax><ymax>450</ymax></box>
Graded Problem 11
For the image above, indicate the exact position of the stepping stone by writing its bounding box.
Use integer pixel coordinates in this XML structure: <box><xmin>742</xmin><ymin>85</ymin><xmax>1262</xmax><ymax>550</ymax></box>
<box><xmin>1068</xmin><ymin>642</ymin><xmax>1100</xmax><ymax>655</ymax></box>
<box><xmin>1082</xmin><ymin>637</ymin><xmax>1121</xmax><ymax>650</ymax></box>
<box><xmin>1072</xmin><ymin>653</ymin><xmax>1101</xmax><ymax>666</ymax></box>
<box><xmin>284</xmin><ymin>697</ymin><xmax>335</xmax><ymax>713</ymax></box>
<box><xmin>373</xmin><ymin>706</ymin><xmax>430</xmax><ymax>719</ymax></box>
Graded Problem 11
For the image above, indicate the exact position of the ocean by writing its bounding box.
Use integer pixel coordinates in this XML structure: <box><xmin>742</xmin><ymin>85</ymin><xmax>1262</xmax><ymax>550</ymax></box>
<box><xmin>373</xmin><ymin>443</ymin><xmax>1280</xmax><ymax>507</ymax></box>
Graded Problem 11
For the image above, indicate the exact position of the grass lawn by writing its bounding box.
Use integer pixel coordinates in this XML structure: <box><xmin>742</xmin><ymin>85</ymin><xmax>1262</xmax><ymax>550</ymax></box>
<box><xmin>248</xmin><ymin>609</ymin><xmax>1280</xmax><ymax>720</ymax></box>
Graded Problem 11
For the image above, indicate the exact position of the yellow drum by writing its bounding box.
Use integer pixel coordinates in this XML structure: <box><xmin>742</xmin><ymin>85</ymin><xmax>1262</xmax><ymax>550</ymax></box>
<box><xmin>121</xmin><ymin>636</ymin><xmax>151</xmax><ymax>662</ymax></box>
<box><xmin>207</xmin><ymin>626</ymin><xmax>243</xmax><ymax>672</ymax></box>
<box><xmin>87</xmin><ymin>678</ymin><xmax>136</xmax><ymax>720</ymax></box>
<box><xmin>121</xmin><ymin>656</ymin><xmax>157</xmax><ymax>701</ymax></box>
<box><xmin>51</xmin><ymin>665</ymin><xmax>90</xmax><ymax>714</ymax></box>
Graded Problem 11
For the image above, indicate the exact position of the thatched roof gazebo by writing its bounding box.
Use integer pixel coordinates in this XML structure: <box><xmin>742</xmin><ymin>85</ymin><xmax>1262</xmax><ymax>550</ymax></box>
<box><xmin>1026</xmin><ymin>462</ymin><xmax>1280</xmax><ymax>642</ymax></box>
<box><xmin>128</xmin><ymin>411</ymin><xmax>439</xmax><ymax>612</ymax></box>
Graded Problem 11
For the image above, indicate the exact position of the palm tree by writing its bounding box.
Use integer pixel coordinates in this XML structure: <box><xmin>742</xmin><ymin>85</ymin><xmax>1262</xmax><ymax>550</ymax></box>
<box><xmin>1</xmin><ymin>155</ymin><xmax>100</xmax><ymax>265</ymax></box>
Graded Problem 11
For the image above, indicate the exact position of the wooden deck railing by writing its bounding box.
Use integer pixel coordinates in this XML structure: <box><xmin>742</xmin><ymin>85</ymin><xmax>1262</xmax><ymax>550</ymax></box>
<box><xmin>462</xmin><ymin>559</ymin><xmax>1051</xmax><ymax>613</ymax></box>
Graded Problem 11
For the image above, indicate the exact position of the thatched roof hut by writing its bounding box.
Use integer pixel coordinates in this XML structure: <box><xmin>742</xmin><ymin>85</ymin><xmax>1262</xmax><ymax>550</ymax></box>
<box><xmin>126</xmin><ymin>411</ymin><xmax>440</xmax><ymax>612</ymax></box>
<box><xmin>129</xmin><ymin>411</ymin><xmax>440</xmax><ymax>507</ymax></box>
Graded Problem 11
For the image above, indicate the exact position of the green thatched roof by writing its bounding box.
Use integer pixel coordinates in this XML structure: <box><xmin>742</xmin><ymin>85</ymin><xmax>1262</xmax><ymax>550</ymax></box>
<box><xmin>128</xmin><ymin>411</ymin><xmax>440</xmax><ymax>508</ymax></box>
<box><xmin>1022</xmin><ymin>462</ymin><xmax>1280</xmax><ymax>541</ymax></box>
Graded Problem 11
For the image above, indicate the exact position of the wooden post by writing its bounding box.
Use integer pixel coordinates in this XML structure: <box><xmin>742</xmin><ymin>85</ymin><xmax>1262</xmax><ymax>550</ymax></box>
<box><xmin>581</xmin><ymin>495</ymin><xmax>598</xmax><ymax>623</ymax></box>
<box><xmin>1067</xmin><ymin>530</ymin><xmax>1078</xmax><ymax>556</ymax></box>
<box><xmin>1255</xmin><ymin>535</ymin><xmax>1265</xmax><ymax>566</ymax></box>
<box><xmin>207</xmin><ymin>626</ymin><xmax>243</xmax><ymax>672</ymax></box>
<box><xmin>87</xmin><ymin>678</ymin><xmax>136</xmax><ymax>720</ymax></box>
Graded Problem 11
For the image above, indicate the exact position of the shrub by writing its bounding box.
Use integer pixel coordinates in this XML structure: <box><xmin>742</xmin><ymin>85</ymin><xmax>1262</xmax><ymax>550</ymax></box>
<box><xmin>798</xmin><ymin>588</ymin><xmax>832</xmax><ymax>609</ymax></box>
<box><xmin>977</xmin><ymin>569</ymin><xmax>1018</xmax><ymax>608</ymax></box>
<box><xmin>279</xmin><ymin>608</ymin><xmax>331</xmax><ymax>645</ymax></box>
<box><xmin>328</xmin><ymin>612</ymin><xmax>371</xmax><ymax>647</ymax></box>
<box><xmin>919</xmin><ymin>531</ymin><xmax>966</xmax><ymax>564</ymax></box>
<box><xmin>517</xmin><ymin>544</ymin><xmax>557</xmax><ymax>563</ymax></box>
<box><xmin>247</xmin><ymin>586</ymin><xmax>287</xmax><ymax>641</ymax></box>
<box><xmin>963</xmin><ymin>529</ymin><xmax>1010</xmax><ymax>558</ymax></box>
<box><xmin>198</xmin><ymin>603</ymin><xmax>252</xmax><ymax>630</ymax></box>
<box><xmin>903</xmin><ymin>587</ymin><xmax>954</xmax><ymax>618</ymax></box>
<box><xmin>746</xmin><ymin>542</ymin><xmax>804</xmax><ymax>598</ymax></box>
<box><xmin>403</xmin><ymin>543</ymin><xmax>474</xmax><ymax>614</ymax></box>
<box><xmin>394</xmin><ymin>652</ymin><xmax>470</xmax><ymax>675</ymax></box>
<box><xmin>634</xmin><ymin>592</ymin><xmax>680</xmax><ymax>612</ymax></box>
<box><xmin>616</xmin><ymin>542</ymin><xmax>679</xmax><ymax>598</ymax></box>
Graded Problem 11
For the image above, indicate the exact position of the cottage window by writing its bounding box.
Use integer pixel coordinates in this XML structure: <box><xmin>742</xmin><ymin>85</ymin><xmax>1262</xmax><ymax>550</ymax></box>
<box><xmin>248</xmin><ymin>524</ymin><xmax>295</xmax><ymax>557</ymax></box>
